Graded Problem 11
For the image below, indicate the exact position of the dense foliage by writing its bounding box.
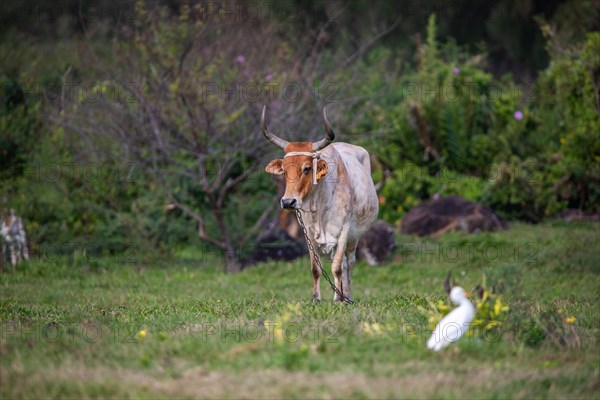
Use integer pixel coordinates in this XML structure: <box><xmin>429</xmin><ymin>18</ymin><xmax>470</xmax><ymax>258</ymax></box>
<box><xmin>1</xmin><ymin>1</ymin><xmax>598</xmax><ymax>265</ymax></box>
<box><xmin>358</xmin><ymin>15</ymin><xmax>599</xmax><ymax>224</ymax></box>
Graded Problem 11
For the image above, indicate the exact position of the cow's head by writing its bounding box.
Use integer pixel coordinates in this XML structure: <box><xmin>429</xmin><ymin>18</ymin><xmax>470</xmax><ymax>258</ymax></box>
<box><xmin>262</xmin><ymin>106</ymin><xmax>335</xmax><ymax>210</ymax></box>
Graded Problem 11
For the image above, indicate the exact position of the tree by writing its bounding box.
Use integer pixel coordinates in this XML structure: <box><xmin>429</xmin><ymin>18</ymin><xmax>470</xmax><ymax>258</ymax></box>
<box><xmin>56</xmin><ymin>3</ymin><xmax>395</xmax><ymax>271</ymax></box>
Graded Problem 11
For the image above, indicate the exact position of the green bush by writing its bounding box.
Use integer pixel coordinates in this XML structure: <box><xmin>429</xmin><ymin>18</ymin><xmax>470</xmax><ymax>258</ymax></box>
<box><xmin>483</xmin><ymin>30</ymin><xmax>600</xmax><ymax>219</ymax></box>
<box><xmin>369</xmin><ymin>15</ymin><xmax>519</xmax><ymax>175</ymax></box>
<box><xmin>532</xmin><ymin>30</ymin><xmax>600</xmax><ymax>211</ymax></box>
<box><xmin>379</xmin><ymin>162</ymin><xmax>487</xmax><ymax>224</ymax></box>
<box><xmin>357</xmin><ymin>15</ymin><xmax>521</xmax><ymax>224</ymax></box>
<box><xmin>359</xmin><ymin>15</ymin><xmax>598</xmax><ymax>224</ymax></box>
<box><xmin>0</xmin><ymin>82</ymin><xmax>40</xmax><ymax>185</ymax></box>
<box><xmin>481</xmin><ymin>157</ymin><xmax>566</xmax><ymax>222</ymax></box>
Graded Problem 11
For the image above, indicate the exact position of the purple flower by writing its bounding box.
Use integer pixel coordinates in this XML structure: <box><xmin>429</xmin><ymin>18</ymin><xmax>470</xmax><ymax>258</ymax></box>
<box><xmin>234</xmin><ymin>55</ymin><xmax>246</xmax><ymax>64</ymax></box>
<box><xmin>513</xmin><ymin>111</ymin><xmax>524</xmax><ymax>120</ymax></box>
<box><xmin>452</xmin><ymin>67</ymin><xmax>460</xmax><ymax>75</ymax></box>
<box><xmin>265</xmin><ymin>74</ymin><xmax>273</xmax><ymax>82</ymax></box>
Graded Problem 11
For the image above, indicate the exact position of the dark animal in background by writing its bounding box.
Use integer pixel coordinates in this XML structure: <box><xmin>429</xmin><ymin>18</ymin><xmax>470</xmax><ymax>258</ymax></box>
<box><xmin>400</xmin><ymin>196</ymin><xmax>507</xmax><ymax>237</ymax></box>
<box><xmin>250</xmin><ymin>229</ymin><xmax>306</xmax><ymax>265</ymax></box>
<box><xmin>250</xmin><ymin>215</ymin><xmax>395</xmax><ymax>267</ymax></box>
<box><xmin>357</xmin><ymin>220</ymin><xmax>396</xmax><ymax>266</ymax></box>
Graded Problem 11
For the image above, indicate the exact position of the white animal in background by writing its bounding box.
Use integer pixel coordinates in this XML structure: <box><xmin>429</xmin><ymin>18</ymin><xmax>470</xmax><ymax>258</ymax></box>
<box><xmin>1</xmin><ymin>208</ymin><xmax>29</xmax><ymax>269</ymax></box>
<box><xmin>427</xmin><ymin>286</ymin><xmax>475</xmax><ymax>351</ymax></box>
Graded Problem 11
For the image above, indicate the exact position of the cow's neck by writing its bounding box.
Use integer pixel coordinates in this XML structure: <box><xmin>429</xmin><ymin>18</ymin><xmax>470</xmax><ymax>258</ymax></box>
<box><xmin>301</xmin><ymin>146</ymin><xmax>347</xmax><ymax>251</ymax></box>
<box><xmin>305</xmin><ymin>147</ymin><xmax>340</xmax><ymax>210</ymax></box>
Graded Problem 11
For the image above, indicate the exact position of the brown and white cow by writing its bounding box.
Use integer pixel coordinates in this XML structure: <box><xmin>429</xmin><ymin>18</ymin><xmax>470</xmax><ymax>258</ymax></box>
<box><xmin>262</xmin><ymin>106</ymin><xmax>378</xmax><ymax>302</ymax></box>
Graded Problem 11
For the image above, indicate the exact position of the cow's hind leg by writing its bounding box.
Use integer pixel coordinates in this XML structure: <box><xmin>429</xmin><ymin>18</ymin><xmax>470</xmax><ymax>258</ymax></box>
<box><xmin>345</xmin><ymin>240</ymin><xmax>358</xmax><ymax>299</ymax></box>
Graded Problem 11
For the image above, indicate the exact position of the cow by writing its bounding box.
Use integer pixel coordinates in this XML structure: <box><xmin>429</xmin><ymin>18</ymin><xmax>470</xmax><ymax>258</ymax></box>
<box><xmin>261</xmin><ymin>105</ymin><xmax>378</xmax><ymax>302</ymax></box>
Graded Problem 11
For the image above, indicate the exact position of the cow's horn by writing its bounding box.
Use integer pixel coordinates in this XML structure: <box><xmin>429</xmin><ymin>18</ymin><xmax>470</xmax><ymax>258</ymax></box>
<box><xmin>261</xmin><ymin>105</ymin><xmax>289</xmax><ymax>150</ymax></box>
<box><xmin>312</xmin><ymin>106</ymin><xmax>335</xmax><ymax>151</ymax></box>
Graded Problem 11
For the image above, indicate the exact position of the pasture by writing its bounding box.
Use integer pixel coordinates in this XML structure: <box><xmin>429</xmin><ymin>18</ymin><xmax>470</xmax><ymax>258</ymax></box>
<box><xmin>1</xmin><ymin>221</ymin><xmax>598</xmax><ymax>399</ymax></box>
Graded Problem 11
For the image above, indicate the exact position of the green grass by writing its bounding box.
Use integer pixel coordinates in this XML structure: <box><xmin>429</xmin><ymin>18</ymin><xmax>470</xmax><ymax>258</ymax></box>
<box><xmin>1</xmin><ymin>222</ymin><xmax>599</xmax><ymax>399</ymax></box>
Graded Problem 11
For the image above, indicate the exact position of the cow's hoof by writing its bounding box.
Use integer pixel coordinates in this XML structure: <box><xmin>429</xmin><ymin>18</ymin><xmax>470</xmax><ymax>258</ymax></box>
<box><xmin>333</xmin><ymin>295</ymin><xmax>353</xmax><ymax>304</ymax></box>
<box><xmin>312</xmin><ymin>296</ymin><xmax>321</xmax><ymax>303</ymax></box>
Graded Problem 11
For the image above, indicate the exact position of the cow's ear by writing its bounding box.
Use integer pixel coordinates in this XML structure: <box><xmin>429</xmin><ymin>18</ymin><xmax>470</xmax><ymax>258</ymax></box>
<box><xmin>266</xmin><ymin>159</ymin><xmax>284</xmax><ymax>175</ymax></box>
<box><xmin>316</xmin><ymin>159</ymin><xmax>328</xmax><ymax>180</ymax></box>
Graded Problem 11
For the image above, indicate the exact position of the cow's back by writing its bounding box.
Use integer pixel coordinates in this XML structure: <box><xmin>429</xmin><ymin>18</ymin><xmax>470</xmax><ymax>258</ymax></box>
<box><xmin>328</xmin><ymin>142</ymin><xmax>379</xmax><ymax>241</ymax></box>
<box><xmin>332</xmin><ymin>142</ymin><xmax>372</xmax><ymax>175</ymax></box>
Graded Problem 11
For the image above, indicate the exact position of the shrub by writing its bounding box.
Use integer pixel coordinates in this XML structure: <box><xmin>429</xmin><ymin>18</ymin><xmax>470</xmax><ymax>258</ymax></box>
<box><xmin>531</xmin><ymin>29</ymin><xmax>600</xmax><ymax>211</ymax></box>
<box><xmin>361</xmin><ymin>15</ymin><xmax>598</xmax><ymax>224</ymax></box>
<box><xmin>379</xmin><ymin>162</ymin><xmax>487</xmax><ymax>224</ymax></box>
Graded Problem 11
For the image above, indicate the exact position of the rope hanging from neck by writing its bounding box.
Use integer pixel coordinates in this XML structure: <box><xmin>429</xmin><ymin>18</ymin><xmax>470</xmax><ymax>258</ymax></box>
<box><xmin>284</xmin><ymin>151</ymin><xmax>321</xmax><ymax>185</ymax></box>
<box><xmin>295</xmin><ymin>209</ymin><xmax>354</xmax><ymax>304</ymax></box>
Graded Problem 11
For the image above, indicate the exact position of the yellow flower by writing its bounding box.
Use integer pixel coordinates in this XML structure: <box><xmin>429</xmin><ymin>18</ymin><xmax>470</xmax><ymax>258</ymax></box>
<box><xmin>428</xmin><ymin>314</ymin><xmax>440</xmax><ymax>330</ymax></box>
<box><xmin>565</xmin><ymin>316</ymin><xmax>576</xmax><ymax>325</ymax></box>
<box><xmin>273</xmin><ymin>325</ymin><xmax>284</xmax><ymax>342</ymax></box>
<box><xmin>281</xmin><ymin>312</ymin><xmax>291</xmax><ymax>322</ymax></box>
<box><xmin>371</xmin><ymin>323</ymin><xmax>383</xmax><ymax>334</ymax></box>
<box><xmin>493</xmin><ymin>299</ymin><xmax>508</xmax><ymax>317</ymax></box>
<box><xmin>138</xmin><ymin>330</ymin><xmax>147</xmax><ymax>338</ymax></box>
<box><xmin>437</xmin><ymin>300</ymin><xmax>449</xmax><ymax>312</ymax></box>
<box><xmin>264</xmin><ymin>320</ymin><xmax>284</xmax><ymax>342</ymax></box>
<box><xmin>361</xmin><ymin>322</ymin><xmax>384</xmax><ymax>336</ymax></box>
<box><xmin>485</xmin><ymin>320</ymin><xmax>501</xmax><ymax>330</ymax></box>
<box><xmin>361</xmin><ymin>322</ymin><xmax>370</xmax><ymax>334</ymax></box>
<box><xmin>481</xmin><ymin>290</ymin><xmax>489</xmax><ymax>303</ymax></box>
<box><xmin>263</xmin><ymin>303</ymin><xmax>303</xmax><ymax>344</ymax></box>
<box><xmin>405</xmin><ymin>325</ymin><xmax>417</xmax><ymax>337</ymax></box>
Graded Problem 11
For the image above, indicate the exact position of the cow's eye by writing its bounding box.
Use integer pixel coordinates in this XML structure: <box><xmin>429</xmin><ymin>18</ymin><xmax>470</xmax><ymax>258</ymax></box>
<box><xmin>303</xmin><ymin>166</ymin><xmax>312</xmax><ymax>175</ymax></box>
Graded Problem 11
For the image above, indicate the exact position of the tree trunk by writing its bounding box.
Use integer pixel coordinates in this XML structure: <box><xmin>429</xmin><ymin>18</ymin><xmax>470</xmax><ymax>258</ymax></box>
<box><xmin>224</xmin><ymin>244</ymin><xmax>241</xmax><ymax>273</ymax></box>
<box><xmin>213</xmin><ymin>205</ymin><xmax>241</xmax><ymax>273</ymax></box>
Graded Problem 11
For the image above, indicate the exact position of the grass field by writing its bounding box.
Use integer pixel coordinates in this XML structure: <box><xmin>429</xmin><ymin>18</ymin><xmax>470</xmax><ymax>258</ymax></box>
<box><xmin>1</xmin><ymin>221</ymin><xmax>599</xmax><ymax>399</ymax></box>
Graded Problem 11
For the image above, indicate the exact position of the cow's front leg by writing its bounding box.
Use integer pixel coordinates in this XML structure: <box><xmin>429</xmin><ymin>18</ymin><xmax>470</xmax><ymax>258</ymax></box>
<box><xmin>309</xmin><ymin>249</ymin><xmax>322</xmax><ymax>302</ymax></box>
<box><xmin>332</xmin><ymin>226</ymin><xmax>350</xmax><ymax>303</ymax></box>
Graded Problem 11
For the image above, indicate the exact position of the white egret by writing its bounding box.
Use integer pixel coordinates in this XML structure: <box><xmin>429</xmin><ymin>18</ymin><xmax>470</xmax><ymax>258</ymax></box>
<box><xmin>427</xmin><ymin>286</ymin><xmax>475</xmax><ymax>351</ymax></box>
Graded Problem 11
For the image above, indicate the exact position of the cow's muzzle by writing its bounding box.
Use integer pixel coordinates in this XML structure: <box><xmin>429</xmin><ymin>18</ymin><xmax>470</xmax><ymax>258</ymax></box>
<box><xmin>280</xmin><ymin>198</ymin><xmax>298</xmax><ymax>209</ymax></box>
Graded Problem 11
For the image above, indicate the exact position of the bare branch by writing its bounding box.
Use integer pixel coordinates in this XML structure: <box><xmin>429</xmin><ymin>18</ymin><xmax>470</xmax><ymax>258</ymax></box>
<box><xmin>343</xmin><ymin>16</ymin><xmax>402</xmax><ymax>67</ymax></box>
<box><xmin>166</xmin><ymin>191</ymin><xmax>225</xmax><ymax>250</ymax></box>
<box><xmin>241</xmin><ymin>196</ymin><xmax>280</xmax><ymax>247</ymax></box>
